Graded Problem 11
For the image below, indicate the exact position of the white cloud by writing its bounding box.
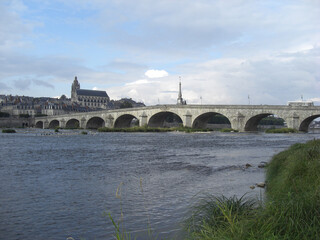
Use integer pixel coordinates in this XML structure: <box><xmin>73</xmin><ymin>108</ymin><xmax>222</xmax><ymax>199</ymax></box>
<box><xmin>107</xmin><ymin>46</ymin><xmax>320</xmax><ymax>106</ymax></box>
<box><xmin>145</xmin><ymin>70</ymin><xmax>169</xmax><ymax>78</ymax></box>
<box><xmin>0</xmin><ymin>0</ymin><xmax>319</xmax><ymax>106</ymax></box>
<box><xmin>125</xmin><ymin>79</ymin><xmax>152</xmax><ymax>86</ymax></box>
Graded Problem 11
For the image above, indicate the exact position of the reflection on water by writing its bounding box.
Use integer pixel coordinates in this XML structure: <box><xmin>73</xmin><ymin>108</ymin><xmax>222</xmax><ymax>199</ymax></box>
<box><xmin>1</xmin><ymin>129</ymin><xmax>319</xmax><ymax>240</ymax></box>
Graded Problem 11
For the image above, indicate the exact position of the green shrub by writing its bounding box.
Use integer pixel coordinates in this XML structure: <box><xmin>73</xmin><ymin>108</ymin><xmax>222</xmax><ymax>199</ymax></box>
<box><xmin>19</xmin><ymin>114</ymin><xmax>30</xmax><ymax>118</ymax></box>
<box><xmin>0</xmin><ymin>112</ymin><xmax>10</xmax><ymax>117</ymax></box>
<box><xmin>35</xmin><ymin>113</ymin><xmax>48</xmax><ymax>117</ymax></box>
<box><xmin>2</xmin><ymin>129</ymin><xmax>16</xmax><ymax>133</ymax></box>
<box><xmin>81</xmin><ymin>131</ymin><xmax>88</xmax><ymax>135</ymax></box>
<box><xmin>265</xmin><ymin>128</ymin><xmax>298</xmax><ymax>133</ymax></box>
<box><xmin>259</xmin><ymin>116</ymin><xmax>285</xmax><ymax>126</ymax></box>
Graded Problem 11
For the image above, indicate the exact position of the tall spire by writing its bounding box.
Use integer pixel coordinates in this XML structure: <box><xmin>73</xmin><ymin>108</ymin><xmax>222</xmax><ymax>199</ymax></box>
<box><xmin>178</xmin><ymin>76</ymin><xmax>182</xmax><ymax>99</ymax></box>
<box><xmin>177</xmin><ymin>76</ymin><xmax>186</xmax><ymax>105</ymax></box>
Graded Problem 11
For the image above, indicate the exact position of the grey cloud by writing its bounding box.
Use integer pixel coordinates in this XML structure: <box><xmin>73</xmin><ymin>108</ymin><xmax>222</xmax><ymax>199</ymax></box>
<box><xmin>105</xmin><ymin>60</ymin><xmax>147</xmax><ymax>71</ymax></box>
<box><xmin>14</xmin><ymin>79</ymin><xmax>32</xmax><ymax>90</ymax></box>
<box><xmin>0</xmin><ymin>82</ymin><xmax>11</xmax><ymax>90</ymax></box>
<box><xmin>33</xmin><ymin>79</ymin><xmax>55</xmax><ymax>89</ymax></box>
<box><xmin>0</xmin><ymin>51</ymin><xmax>129</xmax><ymax>85</ymax></box>
<box><xmin>102</xmin><ymin>60</ymin><xmax>148</xmax><ymax>77</ymax></box>
<box><xmin>174</xmin><ymin>47</ymin><xmax>320</xmax><ymax>105</ymax></box>
<box><xmin>0</xmin><ymin>1</ymin><xmax>37</xmax><ymax>51</ymax></box>
<box><xmin>161</xmin><ymin>91</ymin><xmax>178</xmax><ymax>93</ymax></box>
<box><xmin>91</xmin><ymin>0</ymin><xmax>320</xmax><ymax>59</ymax></box>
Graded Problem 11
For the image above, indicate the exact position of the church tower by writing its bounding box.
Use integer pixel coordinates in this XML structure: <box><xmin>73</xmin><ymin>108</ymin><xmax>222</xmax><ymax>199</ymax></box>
<box><xmin>71</xmin><ymin>76</ymin><xmax>80</xmax><ymax>102</ymax></box>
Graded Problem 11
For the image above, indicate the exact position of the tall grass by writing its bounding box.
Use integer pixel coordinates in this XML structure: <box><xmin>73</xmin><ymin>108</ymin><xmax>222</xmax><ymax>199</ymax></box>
<box><xmin>185</xmin><ymin>195</ymin><xmax>259</xmax><ymax>240</ymax></box>
<box><xmin>106</xmin><ymin>180</ymin><xmax>160</xmax><ymax>240</ymax></box>
<box><xmin>185</xmin><ymin>139</ymin><xmax>320</xmax><ymax>240</ymax></box>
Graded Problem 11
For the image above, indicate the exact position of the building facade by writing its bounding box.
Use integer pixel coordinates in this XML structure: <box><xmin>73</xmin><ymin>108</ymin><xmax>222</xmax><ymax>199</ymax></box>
<box><xmin>71</xmin><ymin>76</ymin><xmax>110</xmax><ymax>109</ymax></box>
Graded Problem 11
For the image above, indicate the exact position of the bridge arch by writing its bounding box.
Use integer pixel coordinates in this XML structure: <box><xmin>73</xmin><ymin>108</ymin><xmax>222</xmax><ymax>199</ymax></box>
<box><xmin>192</xmin><ymin>112</ymin><xmax>231</xmax><ymax>129</ymax></box>
<box><xmin>114</xmin><ymin>114</ymin><xmax>139</xmax><ymax>128</ymax></box>
<box><xmin>244</xmin><ymin>113</ymin><xmax>285</xmax><ymax>131</ymax></box>
<box><xmin>148</xmin><ymin>111</ymin><xmax>183</xmax><ymax>128</ymax></box>
<box><xmin>66</xmin><ymin>118</ymin><xmax>80</xmax><ymax>129</ymax></box>
<box><xmin>299</xmin><ymin>115</ymin><xmax>320</xmax><ymax>132</ymax></box>
<box><xmin>35</xmin><ymin>121</ymin><xmax>43</xmax><ymax>129</ymax></box>
<box><xmin>86</xmin><ymin>116</ymin><xmax>105</xmax><ymax>129</ymax></box>
<box><xmin>48</xmin><ymin>120</ymin><xmax>60</xmax><ymax>129</ymax></box>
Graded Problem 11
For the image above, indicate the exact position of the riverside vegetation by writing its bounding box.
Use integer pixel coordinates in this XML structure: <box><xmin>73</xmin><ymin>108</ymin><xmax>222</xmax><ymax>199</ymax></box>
<box><xmin>265</xmin><ymin>127</ymin><xmax>298</xmax><ymax>133</ymax></box>
<box><xmin>185</xmin><ymin>139</ymin><xmax>320</xmax><ymax>240</ymax></box>
<box><xmin>97</xmin><ymin>126</ymin><xmax>238</xmax><ymax>133</ymax></box>
<box><xmin>2</xmin><ymin>129</ymin><xmax>16</xmax><ymax>133</ymax></box>
<box><xmin>107</xmin><ymin>139</ymin><xmax>320</xmax><ymax>239</ymax></box>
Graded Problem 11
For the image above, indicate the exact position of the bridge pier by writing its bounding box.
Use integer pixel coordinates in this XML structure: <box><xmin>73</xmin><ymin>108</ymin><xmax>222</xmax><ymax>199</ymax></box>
<box><xmin>44</xmin><ymin>120</ymin><xmax>49</xmax><ymax>129</ymax></box>
<box><xmin>286</xmin><ymin>113</ymin><xmax>300</xmax><ymax>130</ymax></box>
<box><xmin>80</xmin><ymin>117</ymin><xmax>87</xmax><ymax>129</ymax></box>
<box><xmin>139</xmin><ymin>113</ymin><xmax>148</xmax><ymax>127</ymax></box>
<box><xmin>60</xmin><ymin>119</ymin><xmax>66</xmax><ymax>128</ymax></box>
<box><xmin>105</xmin><ymin>115</ymin><xmax>114</xmax><ymax>128</ymax></box>
<box><xmin>184</xmin><ymin>112</ymin><xmax>192</xmax><ymax>128</ymax></box>
<box><xmin>230</xmin><ymin>112</ymin><xmax>245</xmax><ymax>132</ymax></box>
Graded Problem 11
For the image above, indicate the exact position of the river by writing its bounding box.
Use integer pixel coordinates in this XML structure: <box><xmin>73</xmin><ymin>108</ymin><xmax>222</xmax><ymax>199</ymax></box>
<box><xmin>1</xmin><ymin>129</ymin><xmax>319</xmax><ymax>240</ymax></box>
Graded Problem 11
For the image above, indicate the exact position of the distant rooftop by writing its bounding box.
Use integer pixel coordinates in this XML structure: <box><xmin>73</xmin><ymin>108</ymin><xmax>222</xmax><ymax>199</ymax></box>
<box><xmin>76</xmin><ymin>89</ymin><xmax>108</xmax><ymax>97</ymax></box>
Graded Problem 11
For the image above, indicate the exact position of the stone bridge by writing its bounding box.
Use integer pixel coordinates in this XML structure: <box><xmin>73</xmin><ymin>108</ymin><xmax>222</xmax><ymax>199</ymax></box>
<box><xmin>34</xmin><ymin>104</ymin><xmax>320</xmax><ymax>132</ymax></box>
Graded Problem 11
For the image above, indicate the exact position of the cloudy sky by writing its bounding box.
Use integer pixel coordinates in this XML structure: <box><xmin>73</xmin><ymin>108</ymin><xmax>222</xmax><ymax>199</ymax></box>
<box><xmin>1</xmin><ymin>0</ymin><xmax>319</xmax><ymax>105</ymax></box>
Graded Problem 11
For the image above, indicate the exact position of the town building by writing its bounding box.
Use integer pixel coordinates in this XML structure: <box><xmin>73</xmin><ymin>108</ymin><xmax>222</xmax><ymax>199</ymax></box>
<box><xmin>71</xmin><ymin>76</ymin><xmax>110</xmax><ymax>109</ymax></box>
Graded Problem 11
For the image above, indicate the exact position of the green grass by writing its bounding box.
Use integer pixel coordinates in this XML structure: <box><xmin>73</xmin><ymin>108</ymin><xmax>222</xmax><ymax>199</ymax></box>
<box><xmin>185</xmin><ymin>139</ymin><xmax>320</xmax><ymax>240</ymax></box>
<box><xmin>2</xmin><ymin>129</ymin><xmax>16</xmax><ymax>133</ymax></box>
<box><xmin>185</xmin><ymin>194</ymin><xmax>258</xmax><ymax>239</ymax></box>
<box><xmin>265</xmin><ymin>127</ymin><xmax>298</xmax><ymax>133</ymax></box>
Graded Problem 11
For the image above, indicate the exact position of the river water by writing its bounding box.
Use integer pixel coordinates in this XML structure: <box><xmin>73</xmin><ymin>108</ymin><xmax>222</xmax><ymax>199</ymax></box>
<box><xmin>1</xmin><ymin>129</ymin><xmax>319</xmax><ymax>240</ymax></box>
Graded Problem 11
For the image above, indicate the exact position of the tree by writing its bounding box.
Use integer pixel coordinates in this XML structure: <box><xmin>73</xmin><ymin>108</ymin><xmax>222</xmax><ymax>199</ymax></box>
<box><xmin>119</xmin><ymin>101</ymin><xmax>133</xmax><ymax>108</ymax></box>
<box><xmin>0</xmin><ymin>112</ymin><xmax>10</xmax><ymax>117</ymax></box>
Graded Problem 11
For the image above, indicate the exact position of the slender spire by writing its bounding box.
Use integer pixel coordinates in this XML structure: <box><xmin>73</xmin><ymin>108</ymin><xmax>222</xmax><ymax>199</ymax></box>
<box><xmin>177</xmin><ymin>76</ymin><xmax>186</xmax><ymax>105</ymax></box>
<box><xmin>178</xmin><ymin>76</ymin><xmax>182</xmax><ymax>99</ymax></box>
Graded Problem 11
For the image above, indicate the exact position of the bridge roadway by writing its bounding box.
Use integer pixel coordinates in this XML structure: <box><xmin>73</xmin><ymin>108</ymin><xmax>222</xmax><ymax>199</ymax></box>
<box><xmin>34</xmin><ymin>104</ymin><xmax>320</xmax><ymax>132</ymax></box>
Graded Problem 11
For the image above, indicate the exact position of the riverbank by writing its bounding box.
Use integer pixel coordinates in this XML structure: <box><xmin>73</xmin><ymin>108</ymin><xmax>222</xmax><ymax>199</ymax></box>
<box><xmin>185</xmin><ymin>139</ymin><xmax>320</xmax><ymax>240</ymax></box>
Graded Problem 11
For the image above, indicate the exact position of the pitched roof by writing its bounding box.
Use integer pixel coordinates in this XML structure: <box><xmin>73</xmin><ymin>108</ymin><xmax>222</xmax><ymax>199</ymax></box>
<box><xmin>76</xmin><ymin>89</ymin><xmax>109</xmax><ymax>97</ymax></box>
